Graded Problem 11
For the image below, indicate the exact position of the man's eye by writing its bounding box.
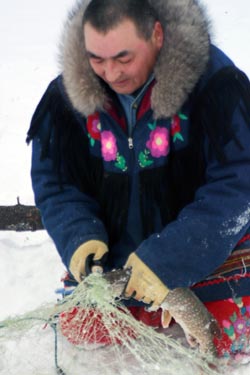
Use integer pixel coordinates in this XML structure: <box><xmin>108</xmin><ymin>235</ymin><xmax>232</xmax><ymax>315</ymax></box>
<box><xmin>119</xmin><ymin>59</ymin><xmax>132</xmax><ymax>64</ymax></box>
<box><xmin>90</xmin><ymin>57</ymin><xmax>103</xmax><ymax>64</ymax></box>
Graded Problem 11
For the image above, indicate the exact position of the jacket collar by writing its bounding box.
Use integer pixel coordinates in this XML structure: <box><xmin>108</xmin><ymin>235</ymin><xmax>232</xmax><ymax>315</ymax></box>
<box><xmin>59</xmin><ymin>0</ymin><xmax>210</xmax><ymax>119</ymax></box>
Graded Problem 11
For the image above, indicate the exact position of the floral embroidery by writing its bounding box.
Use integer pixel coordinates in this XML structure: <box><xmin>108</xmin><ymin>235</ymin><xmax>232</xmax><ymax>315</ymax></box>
<box><xmin>87</xmin><ymin>113</ymin><xmax>101</xmax><ymax>146</ymax></box>
<box><xmin>115</xmin><ymin>153</ymin><xmax>127</xmax><ymax>171</ymax></box>
<box><xmin>87</xmin><ymin>115</ymin><xmax>127</xmax><ymax>171</ymax></box>
<box><xmin>138</xmin><ymin>149</ymin><xmax>154</xmax><ymax>168</ymax></box>
<box><xmin>101</xmin><ymin>131</ymin><xmax>127</xmax><ymax>171</ymax></box>
<box><xmin>139</xmin><ymin>121</ymin><xmax>169</xmax><ymax>168</ymax></box>
<box><xmin>101</xmin><ymin>131</ymin><xmax>118</xmax><ymax>161</ymax></box>
<box><xmin>146</xmin><ymin>126</ymin><xmax>170</xmax><ymax>158</ymax></box>
<box><xmin>222</xmin><ymin>297</ymin><xmax>250</xmax><ymax>356</ymax></box>
<box><xmin>86</xmin><ymin>112</ymin><xmax>188</xmax><ymax>171</ymax></box>
<box><xmin>171</xmin><ymin>112</ymin><xmax>188</xmax><ymax>142</ymax></box>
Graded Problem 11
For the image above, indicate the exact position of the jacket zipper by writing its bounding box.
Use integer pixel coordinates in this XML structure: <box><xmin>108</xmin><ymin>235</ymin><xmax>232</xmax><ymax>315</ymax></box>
<box><xmin>128</xmin><ymin>137</ymin><xmax>134</xmax><ymax>149</ymax></box>
<box><xmin>127</xmin><ymin>129</ymin><xmax>135</xmax><ymax>173</ymax></box>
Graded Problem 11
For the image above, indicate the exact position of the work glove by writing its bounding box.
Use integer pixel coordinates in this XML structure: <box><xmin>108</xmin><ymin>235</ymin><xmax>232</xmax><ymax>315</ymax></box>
<box><xmin>69</xmin><ymin>240</ymin><xmax>108</xmax><ymax>283</ymax></box>
<box><xmin>124</xmin><ymin>252</ymin><xmax>169</xmax><ymax>311</ymax></box>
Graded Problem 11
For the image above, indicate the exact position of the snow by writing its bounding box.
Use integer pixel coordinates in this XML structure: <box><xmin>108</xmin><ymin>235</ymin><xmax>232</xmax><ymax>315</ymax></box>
<box><xmin>0</xmin><ymin>0</ymin><xmax>250</xmax><ymax>374</ymax></box>
<box><xmin>221</xmin><ymin>204</ymin><xmax>250</xmax><ymax>236</ymax></box>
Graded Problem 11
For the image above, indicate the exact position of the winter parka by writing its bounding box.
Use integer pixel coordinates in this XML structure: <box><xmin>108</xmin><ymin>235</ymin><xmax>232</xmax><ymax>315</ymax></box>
<box><xmin>27</xmin><ymin>0</ymin><xmax>250</xmax><ymax>303</ymax></box>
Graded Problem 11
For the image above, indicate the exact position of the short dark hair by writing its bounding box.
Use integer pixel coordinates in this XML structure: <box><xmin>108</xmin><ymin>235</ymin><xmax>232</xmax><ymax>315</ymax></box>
<box><xmin>82</xmin><ymin>0</ymin><xmax>159</xmax><ymax>40</ymax></box>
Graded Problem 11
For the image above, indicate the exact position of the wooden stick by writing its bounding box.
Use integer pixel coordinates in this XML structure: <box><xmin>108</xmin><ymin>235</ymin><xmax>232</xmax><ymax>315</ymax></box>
<box><xmin>0</xmin><ymin>197</ymin><xmax>44</xmax><ymax>231</ymax></box>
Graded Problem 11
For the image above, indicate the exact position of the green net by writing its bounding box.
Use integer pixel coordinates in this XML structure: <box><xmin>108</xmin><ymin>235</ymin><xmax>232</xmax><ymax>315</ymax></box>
<box><xmin>0</xmin><ymin>273</ymin><xmax>226</xmax><ymax>375</ymax></box>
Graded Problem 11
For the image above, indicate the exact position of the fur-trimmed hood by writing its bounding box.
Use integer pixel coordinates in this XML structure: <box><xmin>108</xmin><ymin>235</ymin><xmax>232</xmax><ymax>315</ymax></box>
<box><xmin>59</xmin><ymin>0</ymin><xmax>210</xmax><ymax>119</ymax></box>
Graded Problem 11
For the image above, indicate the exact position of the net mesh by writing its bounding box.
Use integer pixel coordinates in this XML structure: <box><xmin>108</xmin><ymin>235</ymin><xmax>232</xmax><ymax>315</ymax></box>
<box><xmin>0</xmin><ymin>273</ymin><xmax>227</xmax><ymax>375</ymax></box>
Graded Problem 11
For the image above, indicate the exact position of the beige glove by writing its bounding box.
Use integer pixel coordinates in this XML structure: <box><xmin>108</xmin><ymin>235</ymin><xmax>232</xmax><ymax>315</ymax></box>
<box><xmin>69</xmin><ymin>240</ymin><xmax>108</xmax><ymax>282</ymax></box>
<box><xmin>124</xmin><ymin>252</ymin><xmax>169</xmax><ymax>310</ymax></box>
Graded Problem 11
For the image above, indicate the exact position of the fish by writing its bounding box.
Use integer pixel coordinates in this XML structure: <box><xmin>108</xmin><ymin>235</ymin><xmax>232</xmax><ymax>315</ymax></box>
<box><xmin>161</xmin><ymin>287</ymin><xmax>220</xmax><ymax>356</ymax></box>
<box><xmin>101</xmin><ymin>268</ymin><xmax>221</xmax><ymax>357</ymax></box>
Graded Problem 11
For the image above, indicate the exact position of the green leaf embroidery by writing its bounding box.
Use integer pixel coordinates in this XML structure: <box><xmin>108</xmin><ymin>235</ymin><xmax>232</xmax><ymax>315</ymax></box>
<box><xmin>139</xmin><ymin>150</ymin><xmax>154</xmax><ymax>168</ymax></box>
<box><xmin>224</xmin><ymin>326</ymin><xmax>235</xmax><ymax>338</ymax></box>
<box><xmin>230</xmin><ymin>312</ymin><xmax>238</xmax><ymax>323</ymax></box>
<box><xmin>88</xmin><ymin>133</ymin><xmax>96</xmax><ymax>147</ymax></box>
<box><xmin>147</xmin><ymin>121</ymin><xmax>157</xmax><ymax>131</ymax></box>
<box><xmin>178</xmin><ymin>113</ymin><xmax>188</xmax><ymax>120</ymax></box>
<box><xmin>173</xmin><ymin>132</ymin><xmax>184</xmax><ymax>143</ymax></box>
<box><xmin>234</xmin><ymin>297</ymin><xmax>243</xmax><ymax>307</ymax></box>
<box><xmin>115</xmin><ymin>153</ymin><xmax>127</xmax><ymax>171</ymax></box>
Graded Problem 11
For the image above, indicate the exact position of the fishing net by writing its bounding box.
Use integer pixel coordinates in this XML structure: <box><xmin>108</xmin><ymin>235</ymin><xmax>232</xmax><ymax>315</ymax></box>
<box><xmin>0</xmin><ymin>272</ymin><xmax>227</xmax><ymax>375</ymax></box>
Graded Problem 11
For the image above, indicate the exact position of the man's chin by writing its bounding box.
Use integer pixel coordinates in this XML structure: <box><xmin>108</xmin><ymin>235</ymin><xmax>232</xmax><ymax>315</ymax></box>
<box><xmin>112</xmin><ymin>88</ymin><xmax>133</xmax><ymax>95</ymax></box>
<box><xmin>109</xmin><ymin>81</ymin><xmax>136</xmax><ymax>95</ymax></box>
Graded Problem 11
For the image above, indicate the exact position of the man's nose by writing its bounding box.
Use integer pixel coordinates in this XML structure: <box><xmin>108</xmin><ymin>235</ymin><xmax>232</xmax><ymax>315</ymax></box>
<box><xmin>104</xmin><ymin>60</ymin><xmax>120</xmax><ymax>82</ymax></box>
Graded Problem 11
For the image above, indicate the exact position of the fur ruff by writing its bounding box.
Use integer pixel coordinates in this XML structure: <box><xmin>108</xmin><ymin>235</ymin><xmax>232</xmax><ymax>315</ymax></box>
<box><xmin>59</xmin><ymin>0</ymin><xmax>211</xmax><ymax>118</ymax></box>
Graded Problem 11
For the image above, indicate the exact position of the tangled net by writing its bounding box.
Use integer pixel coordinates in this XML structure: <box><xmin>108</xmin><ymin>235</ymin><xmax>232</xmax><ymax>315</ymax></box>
<box><xmin>0</xmin><ymin>273</ymin><xmax>226</xmax><ymax>375</ymax></box>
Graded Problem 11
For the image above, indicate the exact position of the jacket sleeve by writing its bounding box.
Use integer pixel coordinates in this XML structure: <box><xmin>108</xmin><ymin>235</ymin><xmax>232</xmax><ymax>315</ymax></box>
<box><xmin>136</xmin><ymin>68</ymin><xmax>250</xmax><ymax>290</ymax></box>
<box><xmin>29</xmin><ymin>79</ymin><xmax>108</xmax><ymax>269</ymax></box>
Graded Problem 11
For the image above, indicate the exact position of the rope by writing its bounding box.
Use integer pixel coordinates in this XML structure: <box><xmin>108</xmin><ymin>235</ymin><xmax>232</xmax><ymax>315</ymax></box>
<box><xmin>50</xmin><ymin>321</ymin><xmax>67</xmax><ymax>375</ymax></box>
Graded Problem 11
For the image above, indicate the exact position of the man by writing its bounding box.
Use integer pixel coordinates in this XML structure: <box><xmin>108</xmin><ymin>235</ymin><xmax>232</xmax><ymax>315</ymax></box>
<box><xmin>27</xmin><ymin>0</ymin><xmax>250</xmax><ymax>357</ymax></box>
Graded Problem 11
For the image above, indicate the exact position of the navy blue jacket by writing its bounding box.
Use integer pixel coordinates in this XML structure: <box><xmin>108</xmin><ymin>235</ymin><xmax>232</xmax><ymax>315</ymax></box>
<box><xmin>28</xmin><ymin>44</ymin><xmax>250</xmax><ymax>303</ymax></box>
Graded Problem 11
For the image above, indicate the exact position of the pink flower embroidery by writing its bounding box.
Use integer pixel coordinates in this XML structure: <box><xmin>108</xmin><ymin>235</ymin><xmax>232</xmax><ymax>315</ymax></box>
<box><xmin>101</xmin><ymin>131</ymin><xmax>118</xmax><ymax>161</ymax></box>
<box><xmin>222</xmin><ymin>320</ymin><xmax>231</xmax><ymax>330</ymax></box>
<box><xmin>146</xmin><ymin>127</ymin><xmax>169</xmax><ymax>158</ymax></box>
<box><xmin>233</xmin><ymin>318</ymin><xmax>248</xmax><ymax>335</ymax></box>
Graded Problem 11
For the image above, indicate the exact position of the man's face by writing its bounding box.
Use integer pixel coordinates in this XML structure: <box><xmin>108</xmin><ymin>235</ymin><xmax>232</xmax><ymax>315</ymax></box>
<box><xmin>84</xmin><ymin>19</ymin><xmax>163</xmax><ymax>94</ymax></box>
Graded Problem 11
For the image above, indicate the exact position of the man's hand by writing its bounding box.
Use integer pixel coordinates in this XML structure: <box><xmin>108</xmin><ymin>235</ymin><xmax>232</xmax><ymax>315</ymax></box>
<box><xmin>69</xmin><ymin>240</ymin><xmax>108</xmax><ymax>282</ymax></box>
<box><xmin>124</xmin><ymin>252</ymin><xmax>169</xmax><ymax>310</ymax></box>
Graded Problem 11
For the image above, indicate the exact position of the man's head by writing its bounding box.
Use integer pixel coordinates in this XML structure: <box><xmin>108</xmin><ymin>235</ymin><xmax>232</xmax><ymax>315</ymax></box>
<box><xmin>82</xmin><ymin>0</ymin><xmax>164</xmax><ymax>94</ymax></box>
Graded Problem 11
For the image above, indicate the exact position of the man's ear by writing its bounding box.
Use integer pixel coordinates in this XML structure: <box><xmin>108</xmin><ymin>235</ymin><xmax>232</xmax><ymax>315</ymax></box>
<box><xmin>152</xmin><ymin>21</ymin><xmax>164</xmax><ymax>50</ymax></box>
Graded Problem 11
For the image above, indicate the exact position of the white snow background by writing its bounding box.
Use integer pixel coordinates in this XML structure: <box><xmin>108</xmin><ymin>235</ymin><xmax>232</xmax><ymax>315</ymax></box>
<box><xmin>0</xmin><ymin>0</ymin><xmax>250</xmax><ymax>374</ymax></box>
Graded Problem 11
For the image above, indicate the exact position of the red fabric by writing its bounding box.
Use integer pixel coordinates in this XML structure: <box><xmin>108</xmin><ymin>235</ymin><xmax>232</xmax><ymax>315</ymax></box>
<box><xmin>127</xmin><ymin>306</ymin><xmax>162</xmax><ymax>327</ymax></box>
<box><xmin>59</xmin><ymin>306</ymin><xmax>137</xmax><ymax>346</ymax></box>
<box><xmin>205</xmin><ymin>297</ymin><xmax>250</xmax><ymax>359</ymax></box>
<box><xmin>60</xmin><ymin>307</ymin><xmax>111</xmax><ymax>345</ymax></box>
<box><xmin>59</xmin><ymin>298</ymin><xmax>250</xmax><ymax>360</ymax></box>
<box><xmin>59</xmin><ymin>306</ymin><xmax>162</xmax><ymax>346</ymax></box>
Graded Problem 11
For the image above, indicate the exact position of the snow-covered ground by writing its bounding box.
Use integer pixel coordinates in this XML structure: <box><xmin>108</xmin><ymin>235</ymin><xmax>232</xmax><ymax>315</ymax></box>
<box><xmin>0</xmin><ymin>1</ymin><xmax>250</xmax><ymax>374</ymax></box>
